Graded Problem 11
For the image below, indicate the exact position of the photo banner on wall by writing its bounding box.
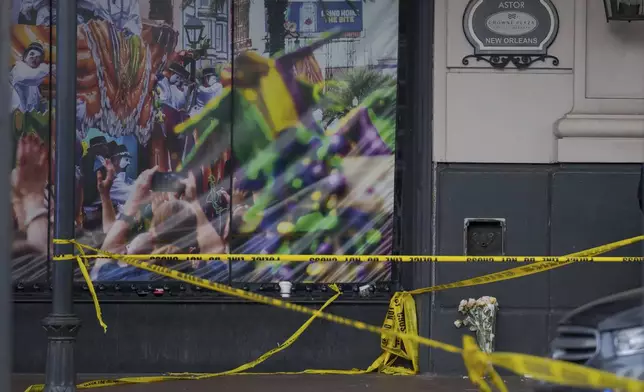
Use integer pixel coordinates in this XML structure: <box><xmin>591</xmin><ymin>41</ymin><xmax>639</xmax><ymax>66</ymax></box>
<box><xmin>9</xmin><ymin>0</ymin><xmax>400</xmax><ymax>286</ymax></box>
<box><xmin>282</xmin><ymin>1</ymin><xmax>363</xmax><ymax>35</ymax></box>
<box><xmin>9</xmin><ymin>23</ymin><xmax>53</xmax><ymax>284</ymax></box>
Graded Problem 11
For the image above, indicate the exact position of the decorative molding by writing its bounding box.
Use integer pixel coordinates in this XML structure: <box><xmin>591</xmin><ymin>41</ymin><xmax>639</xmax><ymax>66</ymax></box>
<box><xmin>555</xmin><ymin>113</ymin><xmax>644</xmax><ymax>162</ymax></box>
<box><xmin>555</xmin><ymin>114</ymin><xmax>644</xmax><ymax>138</ymax></box>
<box><xmin>554</xmin><ymin>0</ymin><xmax>644</xmax><ymax>162</ymax></box>
<box><xmin>557</xmin><ymin>137</ymin><xmax>644</xmax><ymax>163</ymax></box>
<box><xmin>462</xmin><ymin>54</ymin><xmax>559</xmax><ymax>69</ymax></box>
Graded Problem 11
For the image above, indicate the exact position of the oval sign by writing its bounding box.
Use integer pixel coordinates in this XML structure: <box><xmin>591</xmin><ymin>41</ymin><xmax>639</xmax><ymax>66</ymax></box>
<box><xmin>485</xmin><ymin>11</ymin><xmax>538</xmax><ymax>36</ymax></box>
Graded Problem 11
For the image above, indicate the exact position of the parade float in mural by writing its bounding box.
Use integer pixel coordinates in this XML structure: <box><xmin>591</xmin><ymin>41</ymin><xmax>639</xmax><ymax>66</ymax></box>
<box><xmin>10</xmin><ymin>0</ymin><xmax>400</xmax><ymax>286</ymax></box>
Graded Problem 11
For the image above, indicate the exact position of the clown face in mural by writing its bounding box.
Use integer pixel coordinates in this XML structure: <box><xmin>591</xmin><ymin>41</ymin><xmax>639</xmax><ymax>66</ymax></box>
<box><xmin>189</xmin><ymin>67</ymin><xmax>224</xmax><ymax>118</ymax></box>
<box><xmin>10</xmin><ymin>42</ymin><xmax>50</xmax><ymax>113</ymax></box>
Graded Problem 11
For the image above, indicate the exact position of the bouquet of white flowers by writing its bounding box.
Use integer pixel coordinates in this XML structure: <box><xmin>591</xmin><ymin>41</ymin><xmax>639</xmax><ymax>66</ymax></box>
<box><xmin>454</xmin><ymin>296</ymin><xmax>499</xmax><ymax>353</ymax></box>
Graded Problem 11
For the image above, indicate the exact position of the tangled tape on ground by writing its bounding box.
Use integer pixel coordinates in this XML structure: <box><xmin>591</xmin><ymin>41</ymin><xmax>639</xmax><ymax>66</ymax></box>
<box><xmin>30</xmin><ymin>235</ymin><xmax>644</xmax><ymax>392</ymax></box>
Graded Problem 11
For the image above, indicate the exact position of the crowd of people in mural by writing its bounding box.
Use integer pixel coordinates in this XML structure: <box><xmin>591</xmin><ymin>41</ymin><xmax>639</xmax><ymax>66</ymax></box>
<box><xmin>9</xmin><ymin>0</ymin><xmax>399</xmax><ymax>286</ymax></box>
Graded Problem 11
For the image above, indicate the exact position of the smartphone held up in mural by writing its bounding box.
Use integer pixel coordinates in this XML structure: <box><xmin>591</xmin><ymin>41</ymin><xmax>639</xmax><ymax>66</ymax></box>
<box><xmin>151</xmin><ymin>172</ymin><xmax>186</xmax><ymax>193</ymax></box>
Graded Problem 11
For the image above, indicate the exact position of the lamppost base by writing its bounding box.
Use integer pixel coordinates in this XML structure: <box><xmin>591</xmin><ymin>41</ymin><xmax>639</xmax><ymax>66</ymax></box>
<box><xmin>42</xmin><ymin>315</ymin><xmax>81</xmax><ymax>392</ymax></box>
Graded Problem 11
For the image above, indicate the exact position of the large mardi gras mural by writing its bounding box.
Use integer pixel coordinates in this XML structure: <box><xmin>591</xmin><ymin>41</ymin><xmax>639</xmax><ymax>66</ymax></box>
<box><xmin>10</xmin><ymin>0</ymin><xmax>400</xmax><ymax>286</ymax></box>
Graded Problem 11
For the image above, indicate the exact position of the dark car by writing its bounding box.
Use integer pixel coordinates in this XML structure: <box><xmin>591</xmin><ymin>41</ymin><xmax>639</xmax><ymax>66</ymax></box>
<box><xmin>535</xmin><ymin>287</ymin><xmax>644</xmax><ymax>391</ymax></box>
<box><xmin>536</xmin><ymin>165</ymin><xmax>644</xmax><ymax>391</ymax></box>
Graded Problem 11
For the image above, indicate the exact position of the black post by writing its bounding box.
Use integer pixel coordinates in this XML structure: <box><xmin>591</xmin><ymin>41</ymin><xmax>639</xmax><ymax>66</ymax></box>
<box><xmin>0</xmin><ymin>0</ymin><xmax>14</xmax><ymax>388</ymax></box>
<box><xmin>399</xmin><ymin>0</ymin><xmax>434</xmax><ymax>373</ymax></box>
<box><xmin>266</xmin><ymin>0</ymin><xmax>288</xmax><ymax>56</ymax></box>
<box><xmin>191</xmin><ymin>59</ymin><xmax>197</xmax><ymax>83</ymax></box>
<box><xmin>43</xmin><ymin>0</ymin><xmax>81</xmax><ymax>388</ymax></box>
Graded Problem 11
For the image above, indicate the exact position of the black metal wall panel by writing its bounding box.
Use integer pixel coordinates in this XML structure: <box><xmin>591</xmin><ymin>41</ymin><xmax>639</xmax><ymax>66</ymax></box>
<box><xmin>14</xmin><ymin>301</ymin><xmax>388</xmax><ymax>374</ymax></box>
<box><xmin>434</xmin><ymin>166</ymin><xmax>551</xmax><ymax>309</ymax></box>
<box><xmin>430</xmin><ymin>165</ymin><xmax>551</xmax><ymax>374</ymax></box>
<box><xmin>430</xmin><ymin>163</ymin><xmax>643</xmax><ymax>374</ymax></box>
<box><xmin>549</xmin><ymin>166</ymin><xmax>643</xmax><ymax>308</ymax></box>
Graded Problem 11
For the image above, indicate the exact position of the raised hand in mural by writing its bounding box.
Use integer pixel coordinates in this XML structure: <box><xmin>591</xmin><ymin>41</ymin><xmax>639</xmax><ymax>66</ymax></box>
<box><xmin>123</xmin><ymin>166</ymin><xmax>159</xmax><ymax>217</ymax></box>
<box><xmin>178</xmin><ymin>172</ymin><xmax>198</xmax><ymax>203</ymax></box>
<box><xmin>12</xmin><ymin>133</ymin><xmax>49</xmax><ymax>252</ymax></box>
<box><xmin>96</xmin><ymin>159</ymin><xmax>115</xmax><ymax>196</ymax></box>
<box><xmin>150</xmin><ymin>192</ymin><xmax>168</xmax><ymax>215</ymax></box>
<box><xmin>177</xmin><ymin>171</ymin><xmax>203</xmax><ymax>269</ymax></box>
<box><xmin>97</xmin><ymin>159</ymin><xmax>116</xmax><ymax>233</ymax></box>
<box><xmin>231</xmin><ymin>185</ymin><xmax>249</xmax><ymax>207</ymax></box>
<box><xmin>102</xmin><ymin>166</ymin><xmax>159</xmax><ymax>254</ymax></box>
<box><xmin>13</xmin><ymin>133</ymin><xmax>48</xmax><ymax>201</ymax></box>
<box><xmin>11</xmin><ymin>170</ymin><xmax>27</xmax><ymax>233</ymax></box>
<box><xmin>178</xmin><ymin>171</ymin><xmax>227</xmax><ymax>256</ymax></box>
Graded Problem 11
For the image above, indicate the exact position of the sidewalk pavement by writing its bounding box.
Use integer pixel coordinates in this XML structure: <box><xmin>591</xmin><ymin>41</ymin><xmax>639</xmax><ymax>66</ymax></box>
<box><xmin>12</xmin><ymin>374</ymin><xmax>535</xmax><ymax>392</ymax></box>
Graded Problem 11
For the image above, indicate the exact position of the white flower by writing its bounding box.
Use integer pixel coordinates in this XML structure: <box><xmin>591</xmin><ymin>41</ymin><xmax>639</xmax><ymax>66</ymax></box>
<box><xmin>467</xmin><ymin>298</ymin><xmax>476</xmax><ymax>307</ymax></box>
<box><xmin>458</xmin><ymin>299</ymin><xmax>467</xmax><ymax>312</ymax></box>
<box><xmin>454</xmin><ymin>320</ymin><xmax>463</xmax><ymax>328</ymax></box>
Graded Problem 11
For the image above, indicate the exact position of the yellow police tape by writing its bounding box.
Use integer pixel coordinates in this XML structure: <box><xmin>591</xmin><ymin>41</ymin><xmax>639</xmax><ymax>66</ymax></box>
<box><xmin>35</xmin><ymin>235</ymin><xmax>644</xmax><ymax>392</ymax></box>
<box><xmin>24</xmin><ymin>284</ymin><xmax>364</xmax><ymax>392</ymax></box>
<box><xmin>61</xmin><ymin>253</ymin><xmax>644</xmax><ymax>263</ymax></box>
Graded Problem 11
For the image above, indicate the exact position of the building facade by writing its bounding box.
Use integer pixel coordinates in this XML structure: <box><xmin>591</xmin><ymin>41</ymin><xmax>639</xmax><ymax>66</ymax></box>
<box><xmin>182</xmin><ymin>0</ymin><xmax>230</xmax><ymax>65</ymax></box>
<box><xmin>426</xmin><ymin>0</ymin><xmax>644</xmax><ymax>373</ymax></box>
<box><xmin>232</xmin><ymin>0</ymin><xmax>252</xmax><ymax>55</ymax></box>
<box><xmin>10</xmin><ymin>0</ymin><xmax>644</xmax><ymax>377</ymax></box>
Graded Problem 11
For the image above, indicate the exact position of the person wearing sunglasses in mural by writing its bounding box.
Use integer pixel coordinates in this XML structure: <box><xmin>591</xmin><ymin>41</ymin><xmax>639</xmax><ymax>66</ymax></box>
<box><xmin>155</xmin><ymin>63</ymin><xmax>193</xmax><ymax>170</ymax></box>
<box><xmin>182</xmin><ymin>67</ymin><xmax>224</xmax><ymax>164</ymax></box>
<box><xmin>189</xmin><ymin>67</ymin><xmax>224</xmax><ymax>118</ymax></box>
<box><xmin>156</xmin><ymin>63</ymin><xmax>192</xmax><ymax>123</ymax></box>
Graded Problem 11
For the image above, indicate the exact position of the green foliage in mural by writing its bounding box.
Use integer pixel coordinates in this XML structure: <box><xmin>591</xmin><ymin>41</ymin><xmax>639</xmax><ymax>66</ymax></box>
<box><xmin>323</xmin><ymin>67</ymin><xmax>396</xmax><ymax>125</ymax></box>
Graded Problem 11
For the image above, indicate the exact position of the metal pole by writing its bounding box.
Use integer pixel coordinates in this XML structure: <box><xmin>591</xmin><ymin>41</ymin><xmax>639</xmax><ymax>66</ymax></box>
<box><xmin>406</xmin><ymin>0</ymin><xmax>434</xmax><ymax>373</ymax></box>
<box><xmin>43</xmin><ymin>0</ymin><xmax>81</xmax><ymax>388</ymax></box>
<box><xmin>0</xmin><ymin>0</ymin><xmax>14</xmax><ymax>388</ymax></box>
